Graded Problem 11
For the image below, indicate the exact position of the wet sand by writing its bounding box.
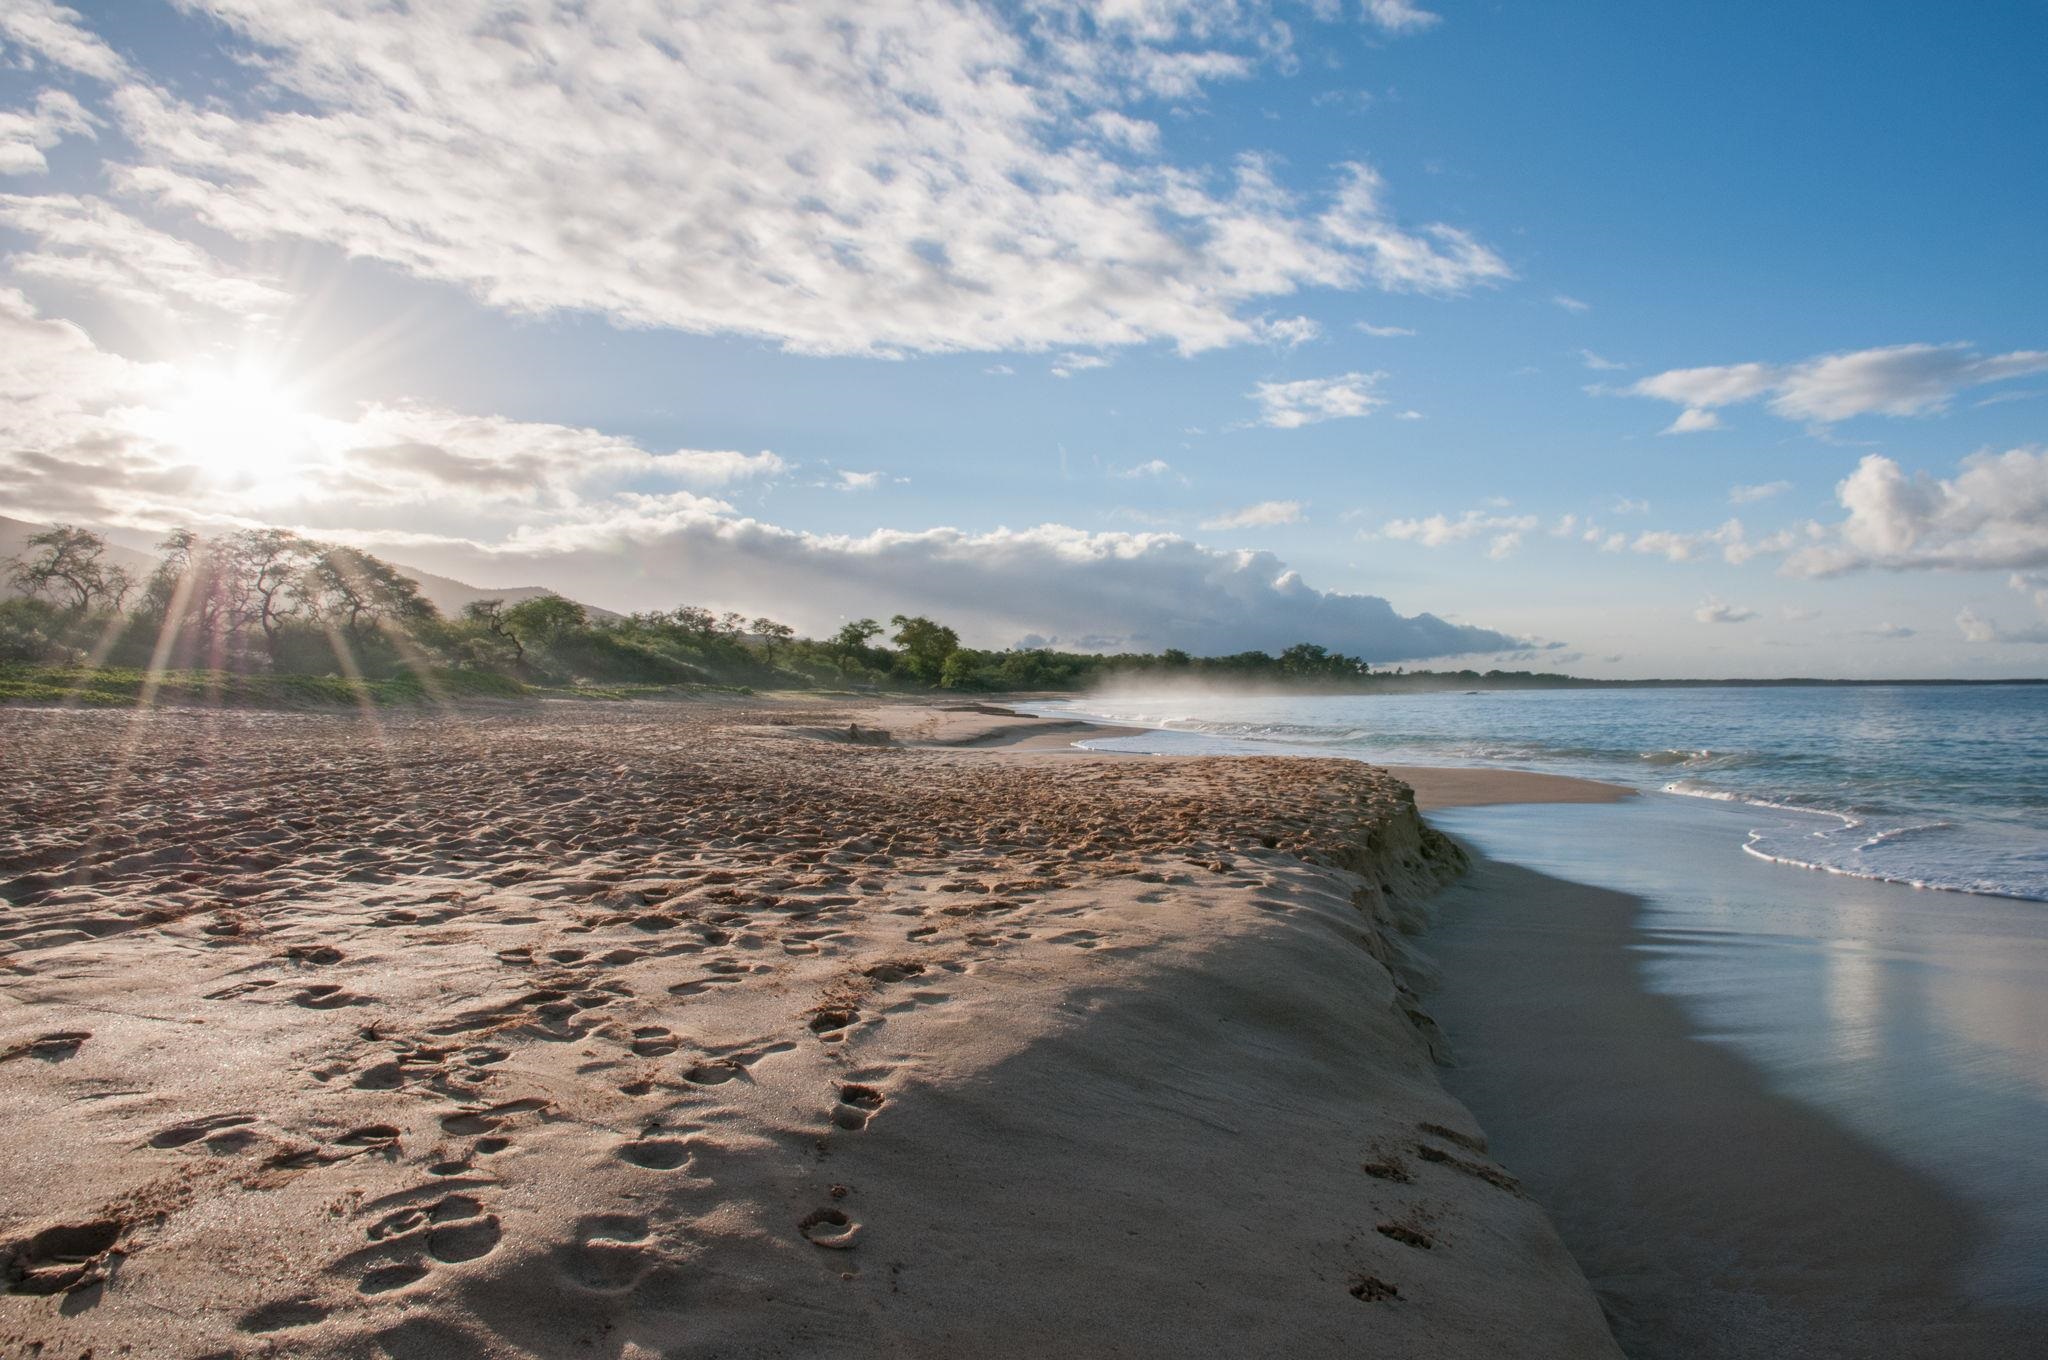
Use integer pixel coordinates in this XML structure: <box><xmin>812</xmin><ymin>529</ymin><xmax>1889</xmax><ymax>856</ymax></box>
<box><xmin>0</xmin><ymin>698</ymin><xmax>1619</xmax><ymax>1358</ymax></box>
<box><xmin>1423</xmin><ymin>838</ymin><xmax>2047</xmax><ymax>1358</ymax></box>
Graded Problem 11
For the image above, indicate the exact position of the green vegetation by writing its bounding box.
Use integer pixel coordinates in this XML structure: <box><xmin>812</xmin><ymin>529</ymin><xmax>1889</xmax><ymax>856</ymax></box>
<box><xmin>5</xmin><ymin>521</ymin><xmax>1648</xmax><ymax>711</ymax></box>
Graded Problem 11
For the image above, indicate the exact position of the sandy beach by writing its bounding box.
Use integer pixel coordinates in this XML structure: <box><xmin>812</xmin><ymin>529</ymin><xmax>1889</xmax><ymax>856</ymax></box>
<box><xmin>0</xmin><ymin>697</ymin><xmax>1621</xmax><ymax>1358</ymax></box>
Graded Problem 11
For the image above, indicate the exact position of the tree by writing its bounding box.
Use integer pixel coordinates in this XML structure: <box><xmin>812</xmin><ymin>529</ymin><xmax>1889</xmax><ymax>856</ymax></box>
<box><xmin>832</xmin><ymin>617</ymin><xmax>883</xmax><ymax>669</ymax></box>
<box><xmin>668</xmin><ymin>605</ymin><xmax>716</xmax><ymax>638</ymax></box>
<box><xmin>226</xmin><ymin>528</ymin><xmax>311</xmax><ymax>655</ymax></box>
<box><xmin>501</xmin><ymin>593</ymin><xmax>587</xmax><ymax>650</ymax></box>
<box><xmin>750</xmin><ymin>616</ymin><xmax>796</xmax><ymax>661</ymax></box>
<box><xmin>463</xmin><ymin>598</ymin><xmax>524</xmax><ymax>668</ymax></box>
<box><xmin>5</xmin><ymin>525</ymin><xmax>125</xmax><ymax>612</ymax></box>
<box><xmin>297</xmin><ymin>546</ymin><xmax>437</xmax><ymax>639</ymax></box>
<box><xmin>890</xmin><ymin>614</ymin><xmax>960</xmax><ymax>685</ymax></box>
<box><xmin>716</xmin><ymin>610</ymin><xmax>748</xmax><ymax>639</ymax></box>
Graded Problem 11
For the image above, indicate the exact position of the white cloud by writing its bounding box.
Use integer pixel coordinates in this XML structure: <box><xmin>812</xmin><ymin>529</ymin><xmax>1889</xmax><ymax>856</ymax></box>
<box><xmin>387</xmin><ymin>516</ymin><xmax>1523</xmax><ymax>661</ymax></box>
<box><xmin>1249</xmin><ymin>370</ymin><xmax>1385</xmax><ymax>427</ymax></box>
<box><xmin>1051</xmin><ymin>352</ymin><xmax>1113</xmax><ymax>378</ymax></box>
<box><xmin>1394</xmin><ymin>408</ymin><xmax>1422</xmax><ymax>420</ymax></box>
<box><xmin>1661</xmin><ymin>406</ymin><xmax>1724</xmax><ymax>435</ymax></box>
<box><xmin>983</xmin><ymin>363</ymin><xmax>1014</xmax><ymax>376</ymax></box>
<box><xmin>1257</xmin><ymin>314</ymin><xmax>1321</xmax><ymax>348</ymax></box>
<box><xmin>1381</xmin><ymin>509</ymin><xmax>1538</xmax><ymax>549</ymax></box>
<box><xmin>1362</xmin><ymin>1</ymin><xmax>1442</xmax><ymax>33</ymax></box>
<box><xmin>1355</xmin><ymin>321</ymin><xmax>1415</xmax><ymax>337</ymax></box>
<box><xmin>1730</xmin><ymin>480</ymin><xmax>1792</xmax><ymax>505</ymax></box>
<box><xmin>1203</xmin><ymin>499</ymin><xmax>1303</xmax><ymax>530</ymax></box>
<box><xmin>1578</xmin><ymin>348</ymin><xmax>1626</xmax><ymax>371</ymax></box>
<box><xmin>1955</xmin><ymin>607</ymin><xmax>2048</xmax><ymax>645</ymax></box>
<box><xmin>0</xmin><ymin>2</ymin><xmax>128</xmax><ymax>81</ymax></box>
<box><xmin>0</xmin><ymin>193</ymin><xmax>291</xmax><ymax>320</ymax></box>
<box><xmin>2012</xmin><ymin>572</ymin><xmax>2048</xmax><ymax>611</ymax></box>
<box><xmin>1859</xmin><ymin>622</ymin><xmax>1915</xmax><ymax>640</ymax></box>
<box><xmin>834</xmin><ymin>469</ymin><xmax>884</xmax><ymax>492</ymax></box>
<box><xmin>1630</xmin><ymin>518</ymin><xmax>1812</xmax><ymax>566</ymax></box>
<box><xmin>1612</xmin><ymin>496</ymin><xmax>1650</xmax><ymax>515</ymax></box>
<box><xmin>1695</xmin><ymin>597</ymin><xmax>1757</xmax><ymax>625</ymax></box>
<box><xmin>97</xmin><ymin>2</ymin><xmax>1506</xmax><ymax>359</ymax></box>
<box><xmin>1551</xmin><ymin>293</ymin><xmax>1589</xmax><ymax>312</ymax></box>
<box><xmin>0</xmin><ymin>89</ymin><xmax>95</xmax><ymax>175</ymax></box>
<box><xmin>1117</xmin><ymin>458</ymin><xmax>1175</xmax><ymax>479</ymax></box>
<box><xmin>1786</xmin><ymin>449</ymin><xmax>2048</xmax><ymax>576</ymax></box>
<box><xmin>1633</xmin><ymin>343</ymin><xmax>2048</xmax><ymax>430</ymax></box>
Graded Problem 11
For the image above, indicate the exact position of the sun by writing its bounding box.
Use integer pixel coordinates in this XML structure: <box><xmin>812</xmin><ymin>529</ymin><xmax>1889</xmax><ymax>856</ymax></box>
<box><xmin>140</xmin><ymin>363</ymin><xmax>320</xmax><ymax>493</ymax></box>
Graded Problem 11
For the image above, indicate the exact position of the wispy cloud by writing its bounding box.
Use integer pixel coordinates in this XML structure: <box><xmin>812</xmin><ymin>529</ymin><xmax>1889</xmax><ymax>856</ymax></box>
<box><xmin>1552</xmin><ymin>293</ymin><xmax>1590</xmax><ymax>312</ymax></box>
<box><xmin>0</xmin><ymin>89</ymin><xmax>95</xmax><ymax>175</ymax></box>
<box><xmin>1578</xmin><ymin>348</ymin><xmax>1626</xmax><ymax>371</ymax></box>
<box><xmin>1355</xmin><ymin>321</ymin><xmax>1416</xmax><ymax>338</ymax></box>
<box><xmin>1730</xmin><ymin>480</ymin><xmax>1792</xmax><ymax>505</ymax></box>
<box><xmin>92</xmin><ymin>3</ymin><xmax>1503</xmax><ymax>359</ymax></box>
<box><xmin>1695</xmin><ymin>597</ymin><xmax>1758</xmax><ymax>624</ymax></box>
<box><xmin>1633</xmin><ymin>343</ymin><xmax>2048</xmax><ymax>430</ymax></box>
<box><xmin>1203</xmin><ymin>499</ymin><xmax>1304</xmax><ymax>530</ymax></box>
<box><xmin>1381</xmin><ymin>509</ymin><xmax>1538</xmax><ymax>558</ymax></box>
<box><xmin>1248</xmin><ymin>371</ymin><xmax>1385</xmax><ymax>427</ymax></box>
<box><xmin>0</xmin><ymin>192</ymin><xmax>289</xmax><ymax>320</ymax></box>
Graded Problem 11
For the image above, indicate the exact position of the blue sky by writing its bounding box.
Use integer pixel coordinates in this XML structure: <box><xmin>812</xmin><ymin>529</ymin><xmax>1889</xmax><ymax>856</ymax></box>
<box><xmin>2</xmin><ymin>1</ymin><xmax>2045</xmax><ymax>675</ymax></box>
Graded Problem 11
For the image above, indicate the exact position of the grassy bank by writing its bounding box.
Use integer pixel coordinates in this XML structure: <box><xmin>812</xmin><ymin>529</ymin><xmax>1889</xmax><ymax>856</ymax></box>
<box><xmin>0</xmin><ymin>665</ymin><xmax>763</xmax><ymax>709</ymax></box>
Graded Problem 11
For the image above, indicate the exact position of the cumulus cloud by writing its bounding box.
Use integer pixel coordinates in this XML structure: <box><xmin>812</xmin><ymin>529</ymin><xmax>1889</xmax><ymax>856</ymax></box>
<box><xmin>1694</xmin><ymin>597</ymin><xmax>1757</xmax><ymax>625</ymax></box>
<box><xmin>1956</xmin><ymin>607</ymin><xmax>2048</xmax><ymax>645</ymax></box>
<box><xmin>94</xmin><ymin>1</ymin><xmax>1505</xmax><ymax>358</ymax></box>
<box><xmin>1380</xmin><ymin>509</ymin><xmax>1537</xmax><ymax>558</ymax></box>
<box><xmin>1249</xmin><ymin>371</ymin><xmax>1385</xmax><ymax>427</ymax></box>
<box><xmin>0</xmin><ymin>89</ymin><xmax>96</xmax><ymax>175</ymax></box>
<box><xmin>0</xmin><ymin>193</ymin><xmax>291</xmax><ymax>320</ymax></box>
<box><xmin>1785</xmin><ymin>449</ymin><xmax>2048</xmax><ymax>576</ymax></box>
<box><xmin>388</xmin><ymin>517</ymin><xmax>1521</xmax><ymax>661</ymax></box>
<box><xmin>1202</xmin><ymin>499</ymin><xmax>1303</xmax><ymax>530</ymax></box>
<box><xmin>1633</xmin><ymin>343</ymin><xmax>2048</xmax><ymax>431</ymax></box>
<box><xmin>1051</xmin><ymin>352</ymin><xmax>1113</xmax><ymax>378</ymax></box>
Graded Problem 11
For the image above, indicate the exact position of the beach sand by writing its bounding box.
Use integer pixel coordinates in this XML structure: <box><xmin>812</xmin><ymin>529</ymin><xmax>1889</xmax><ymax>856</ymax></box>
<box><xmin>0</xmin><ymin>698</ymin><xmax>1621</xmax><ymax>1358</ymax></box>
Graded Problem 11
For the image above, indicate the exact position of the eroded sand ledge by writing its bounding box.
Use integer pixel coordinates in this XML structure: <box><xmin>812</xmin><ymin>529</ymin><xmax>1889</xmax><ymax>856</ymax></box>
<box><xmin>1</xmin><ymin>698</ymin><xmax>1620</xmax><ymax>1358</ymax></box>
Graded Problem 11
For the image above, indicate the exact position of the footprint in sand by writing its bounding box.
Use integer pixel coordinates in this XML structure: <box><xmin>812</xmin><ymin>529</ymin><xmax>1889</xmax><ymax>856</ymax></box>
<box><xmin>352</xmin><ymin>1194</ymin><xmax>502</xmax><ymax>1293</ymax></box>
<box><xmin>616</xmin><ymin>1136</ymin><xmax>692</xmax><ymax>1170</ymax></box>
<box><xmin>799</xmin><ymin>1207</ymin><xmax>861</xmax><ymax>1250</ymax></box>
<box><xmin>0</xmin><ymin>1218</ymin><xmax>123</xmax><ymax>1295</ymax></box>
<box><xmin>293</xmin><ymin>983</ymin><xmax>372</xmax><ymax>1010</ymax></box>
<box><xmin>555</xmin><ymin>1215</ymin><xmax>656</xmax><ymax>1293</ymax></box>
<box><xmin>337</xmin><ymin>1123</ymin><xmax>402</xmax><ymax>1148</ymax></box>
<box><xmin>237</xmin><ymin>1297</ymin><xmax>329</xmax><ymax>1333</ymax></box>
<box><xmin>832</xmin><ymin>1083</ymin><xmax>886</xmax><ymax>1130</ymax></box>
<box><xmin>629</xmin><ymin>1026</ymin><xmax>680</xmax><ymax>1058</ymax></box>
<box><xmin>0</xmin><ymin>1030</ymin><xmax>89</xmax><ymax>1063</ymax></box>
<box><xmin>1349</xmin><ymin>1274</ymin><xmax>1401</xmax><ymax>1302</ymax></box>
<box><xmin>148</xmin><ymin>1112</ymin><xmax>255</xmax><ymax>1149</ymax></box>
<box><xmin>440</xmin><ymin>1096</ymin><xmax>548</xmax><ymax>1137</ymax></box>
<box><xmin>1049</xmin><ymin>929</ymin><xmax>1104</xmax><ymax>949</ymax></box>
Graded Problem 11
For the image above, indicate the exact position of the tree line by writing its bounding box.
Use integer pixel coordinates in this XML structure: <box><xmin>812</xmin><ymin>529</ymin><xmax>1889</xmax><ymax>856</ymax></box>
<box><xmin>1</xmin><ymin>522</ymin><xmax>1402</xmax><ymax>693</ymax></box>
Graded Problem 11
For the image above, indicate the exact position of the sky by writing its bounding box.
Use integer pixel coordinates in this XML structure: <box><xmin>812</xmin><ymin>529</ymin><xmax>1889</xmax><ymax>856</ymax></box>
<box><xmin>2</xmin><ymin>0</ymin><xmax>2046</xmax><ymax>677</ymax></box>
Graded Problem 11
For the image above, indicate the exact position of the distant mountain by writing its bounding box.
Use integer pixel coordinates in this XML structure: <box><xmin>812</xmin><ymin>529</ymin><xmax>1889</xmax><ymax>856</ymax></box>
<box><xmin>0</xmin><ymin>514</ymin><xmax>613</xmax><ymax>620</ymax></box>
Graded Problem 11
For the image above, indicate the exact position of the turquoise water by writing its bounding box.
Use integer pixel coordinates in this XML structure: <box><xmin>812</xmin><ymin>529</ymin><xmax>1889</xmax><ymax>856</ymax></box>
<box><xmin>1030</xmin><ymin>685</ymin><xmax>2048</xmax><ymax>902</ymax></box>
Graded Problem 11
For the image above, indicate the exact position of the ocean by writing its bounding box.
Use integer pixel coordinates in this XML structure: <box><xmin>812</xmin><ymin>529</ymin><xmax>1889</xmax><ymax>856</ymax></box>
<box><xmin>1027</xmin><ymin>683</ymin><xmax>2048</xmax><ymax>902</ymax></box>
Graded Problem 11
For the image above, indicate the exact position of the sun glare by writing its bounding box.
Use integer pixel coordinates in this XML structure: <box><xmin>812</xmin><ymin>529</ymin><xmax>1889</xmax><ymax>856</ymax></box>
<box><xmin>139</xmin><ymin>364</ymin><xmax>320</xmax><ymax>495</ymax></box>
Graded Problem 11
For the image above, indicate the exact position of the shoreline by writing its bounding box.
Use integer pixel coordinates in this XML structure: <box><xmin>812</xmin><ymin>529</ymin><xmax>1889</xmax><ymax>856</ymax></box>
<box><xmin>0</xmin><ymin>697</ymin><xmax>1622</xmax><ymax>1357</ymax></box>
<box><xmin>1422</xmin><ymin>809</ymin><xmax>2048</xmax><ymax>1358</ymax></box>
